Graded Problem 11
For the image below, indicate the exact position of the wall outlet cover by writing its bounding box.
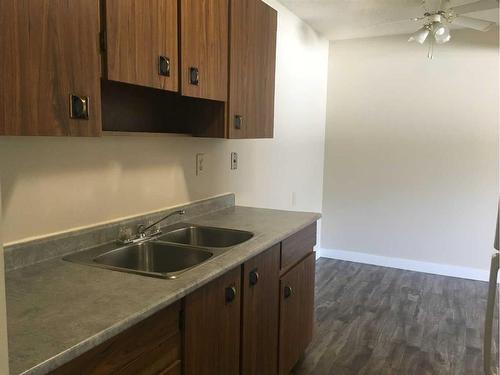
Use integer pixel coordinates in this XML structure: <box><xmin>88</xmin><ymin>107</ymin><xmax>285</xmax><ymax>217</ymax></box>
<box><xmin>231</xmin><ymin>152</ymin><xmax>238</xmax><ymax>170</ymax></box>
<box><xmin>196</xmin><ymin>153</ymin><xmax>205</xmax><ymax>176</ymax></box>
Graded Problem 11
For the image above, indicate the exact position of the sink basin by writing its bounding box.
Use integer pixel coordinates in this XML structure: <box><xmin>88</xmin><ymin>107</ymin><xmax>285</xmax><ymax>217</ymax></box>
<box><xmin>157</xmin><ymin>225</ymin><xmax>253</xmax><ymax>248</ymax></box>
<box><xmin>66</xmin><ymin>242</ymin><xmax>213</xmax><ymax>279</ymax></box>
<box><xmin>64</xmin><ymin>224</ymin><xmax>253</xmax><ymax>279</ymax></box>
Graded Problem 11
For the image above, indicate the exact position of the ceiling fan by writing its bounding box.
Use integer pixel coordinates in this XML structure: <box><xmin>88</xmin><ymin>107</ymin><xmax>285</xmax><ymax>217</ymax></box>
<box><xmin>406</xmin><ymin>0</ymin><xmax>499</xmax><ymax>57</ymax></box>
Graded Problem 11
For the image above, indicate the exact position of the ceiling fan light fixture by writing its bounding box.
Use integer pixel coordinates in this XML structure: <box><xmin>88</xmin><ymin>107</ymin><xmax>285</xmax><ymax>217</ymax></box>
<box><xmin>434</xmin><ymin>23</ymin><xmax>451</xmax><ymax>44</ymax></box>
<box><xmin>408</xmin><ymin>26</ymin><xmax>431</xmax><ymax>44</ymax></box>
<box><xmin>434</xmin><ymin>22</ymin><xmax>447</xmax><ymax>36</ymax></box>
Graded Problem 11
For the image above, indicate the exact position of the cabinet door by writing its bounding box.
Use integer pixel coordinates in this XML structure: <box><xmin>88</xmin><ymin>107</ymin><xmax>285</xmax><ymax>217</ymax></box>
<box><xmin>241</xmin><ymin>244</ymin><xmax>280</xmax><ymax>375</ymax></box>
<box><xmin>184</xmin><ymin>267</ymin><xmax>241</xmax><ymax>375</ymax></box>
<box><xmin>228</xmin><ymin>0</ymin><xmax>277</xmax><ymax>139</ymax></box>
<box><xmin>180</xmin><ymin>0</ymin><xmax>228</xmax><ymax>102</ymax></box>
<box><xmin>279</xmin><ymin>252</ymin><xmax>316</xmax><ymax>375</ymax></box>
<box><xmin>105</xmin><ymin>0</ymin><xmax>178</xmax><ymax>92</ymax></box>
<box><xmin>0</xmin><ymin>0</ymin><xmax>101</xmax><ymax>136</ymax></box>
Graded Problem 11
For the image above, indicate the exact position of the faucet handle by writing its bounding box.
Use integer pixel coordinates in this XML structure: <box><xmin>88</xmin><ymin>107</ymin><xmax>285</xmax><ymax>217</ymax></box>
<box><xmin>137</xmin><ymin>223</ymin><xmax>147</xmax><ymax>234</ymax></box>
<box><xmin>137</xmin><ymin>222</ymin><xmax>161</xmax><ymax>238</ymax></box>
<box><xmin>118</xmin><ymin>227</ymin><xmax>134</xmax><ymax>244</ymax></box>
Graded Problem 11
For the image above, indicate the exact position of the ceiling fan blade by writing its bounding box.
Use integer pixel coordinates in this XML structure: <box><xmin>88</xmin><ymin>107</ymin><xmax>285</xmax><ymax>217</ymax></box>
<box><xmin>441</xmin><ymin>0</ymin><xmax>451</xmax><ymax>10</ymax></box>
<box><xmin>450</xmin><ymin>0</ymin><xmax>499</xmax><ymax>14</ymax></box>
<box><xmin>452</xmin><ymin>15</ymin><xmax>495</xmax><ymax>30</ymax></box>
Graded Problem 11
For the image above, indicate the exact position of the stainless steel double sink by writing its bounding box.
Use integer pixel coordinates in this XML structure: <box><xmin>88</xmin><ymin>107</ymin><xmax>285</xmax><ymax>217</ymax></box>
<box><xmin>64</xmin><ymin>224</ymin><xmax>254</xmax><ymax>279</ymax></box>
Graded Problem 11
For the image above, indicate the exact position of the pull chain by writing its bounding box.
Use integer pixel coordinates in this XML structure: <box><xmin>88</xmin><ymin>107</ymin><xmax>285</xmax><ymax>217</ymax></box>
<box><xmin>427</xmin><ymin>37</ymin><xmax>434</xmax><ymax>59</ymax></box>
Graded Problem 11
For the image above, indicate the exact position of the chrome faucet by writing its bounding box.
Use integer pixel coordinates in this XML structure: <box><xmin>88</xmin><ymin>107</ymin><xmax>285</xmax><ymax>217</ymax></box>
<box><xmin>138</xmin><ymin>209</ymin><xmax>186</xmax><ymax>237</ymax></box>
<box><xmin>119</xmin><ymin>209</ymin><xmax>186</xmax><ymax>244</ymax></box>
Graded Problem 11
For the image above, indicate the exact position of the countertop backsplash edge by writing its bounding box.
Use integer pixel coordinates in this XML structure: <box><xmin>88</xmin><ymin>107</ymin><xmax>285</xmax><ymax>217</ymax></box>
<box><xmin>4</xmin><ymin>193</ymin><xmax>236</xmax><ymax>272</ymax></box>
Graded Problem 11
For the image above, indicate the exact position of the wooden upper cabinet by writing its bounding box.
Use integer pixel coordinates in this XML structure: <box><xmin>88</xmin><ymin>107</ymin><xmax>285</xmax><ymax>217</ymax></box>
<box><xmin>0</xmin><ymin>0</ymin><xmax>102</xmax><ymax>136</ymax></box>
<box><xmin>180</xmin><ymin>0</ymin><xmax>228</xmax><ymax>102</ymax></box>
<box><xmin>184</xmin><ymin>267</ymin><xmax>241</xmax><ymax>375</ymax></box>
<box><xmin>241</xmin><ymin>244</ymin><xmax>280</xmax><ymax>375</ymax></box>
<box><xmin>104</xmin><ymin>0</ymin><xmax>178</xmax><ymax>92</ymax></box>
<box><xmin>228</xmin><ymin>0</ymin><xmax>277</xmax><ymax>139</ymax></box>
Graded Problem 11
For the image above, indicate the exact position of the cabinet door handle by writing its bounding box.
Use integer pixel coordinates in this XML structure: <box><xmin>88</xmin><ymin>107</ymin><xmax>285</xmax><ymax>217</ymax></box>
<box><xmin>225</xmin><ymin>286</ymin><xmax>237</xmax><ymax>303</ymax></box>
<box><xmin>159</xmin><ymin>56</ymin><xmax>170</xmax><ymax>77</ymax></box>
<box><xmin>249</xmin><ymin>269</ymin><xmax>259</xmax><ymax>286</ymax></box>
<box><xmin>234</xmin><ymin>115</ymin><xmax>243</xmax><ymax>130</ymax></box>
<box><xmin>189</xmin><ymin>67</ymin><xmax>199</xmax><ymax>85</ymax></box>
<box><xmin>69</xmin><ymin>94</ymin><xmax>89</xmax><ymax>120</ymax></box>
<box><xmin>284</xmin><ymin>285</ymin><xmax>293</xmax><ymax>299</ymax></box>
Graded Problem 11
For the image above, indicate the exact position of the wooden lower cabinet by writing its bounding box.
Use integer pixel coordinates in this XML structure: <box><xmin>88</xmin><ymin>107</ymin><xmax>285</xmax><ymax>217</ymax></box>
<box><xmin>278</xmin><ymin>252</ymin><xmax>316</xmax><ymax>375</ymax></box>
<box><xmin>241</xmin><ymin>244</ymin><xmax>281</xmax><ymax>375</ymax></box>
<box><xmin>183</xmin><ymin>267</ymin><xmax>241</xmax><ymax>375</ymax></box>
<box><xmin>281</xmin><ymin>223</ymin><xmax>317</xmax><ymax>274</ymax></box>
<box><xmin>50</xmin><ymin>223</ymin><xmax>317</xmax><ymax>375</ymax></box>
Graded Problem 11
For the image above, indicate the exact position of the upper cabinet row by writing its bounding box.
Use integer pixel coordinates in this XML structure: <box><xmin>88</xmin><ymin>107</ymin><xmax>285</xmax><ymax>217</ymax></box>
<box><xmin>0</xmin><ymin>0</ymin><xmax>277</xmax><ymax>139</ymax></box>
<box><xmin>105</xmin><ymin>0</ymin><xmax>227</xmax><ymax>101</ymax></box>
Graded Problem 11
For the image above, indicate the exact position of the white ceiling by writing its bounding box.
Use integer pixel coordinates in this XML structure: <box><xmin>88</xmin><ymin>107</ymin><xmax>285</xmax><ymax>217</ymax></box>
<box><xmin>277</xmin><ymin>0</ymin><xmax>499</xmax><ymax>40</ymax></box>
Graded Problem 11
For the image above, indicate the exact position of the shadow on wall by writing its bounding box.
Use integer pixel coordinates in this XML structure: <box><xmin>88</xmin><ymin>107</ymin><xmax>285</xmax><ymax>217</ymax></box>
<box><xmin>298</xmin><ymin>21</ymin><xmax>321</xmax><ymax>44</ymax></box>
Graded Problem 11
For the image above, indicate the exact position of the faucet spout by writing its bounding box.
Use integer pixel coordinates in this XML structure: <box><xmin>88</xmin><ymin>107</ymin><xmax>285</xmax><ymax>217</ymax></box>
<box><xmin>138</xmin><ymin>209</ymin><xmax>186</xmax><ymax>236</ymax></box>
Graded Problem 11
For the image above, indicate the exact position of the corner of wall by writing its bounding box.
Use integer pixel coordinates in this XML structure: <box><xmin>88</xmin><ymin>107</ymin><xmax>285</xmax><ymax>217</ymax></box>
<box><xmin>0</xmin><ymin>183</ymin><xmax>10</xmax><ymax>374</ymax></box>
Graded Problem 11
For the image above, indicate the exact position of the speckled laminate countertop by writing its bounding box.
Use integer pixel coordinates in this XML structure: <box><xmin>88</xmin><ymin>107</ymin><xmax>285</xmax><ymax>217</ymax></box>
<box><xmin>6</xmin><ymin>206</ymin><xmax>320</xmax><ymax>375</ymax></box>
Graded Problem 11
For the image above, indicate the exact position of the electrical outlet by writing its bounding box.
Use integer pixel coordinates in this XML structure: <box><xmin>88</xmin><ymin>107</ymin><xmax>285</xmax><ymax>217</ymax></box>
<box><xmin>196</xmin><ymin>153</ymin><xmax>205</xmax><ymax>176</ymax></box>
<box><xmin>231</xmin><ymin>152</ymin><xmax>238</xmax><ymax>170</ymax></box>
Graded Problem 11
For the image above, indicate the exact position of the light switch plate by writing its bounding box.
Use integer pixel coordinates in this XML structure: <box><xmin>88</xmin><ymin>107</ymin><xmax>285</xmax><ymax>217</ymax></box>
<box><xmin>196</xmin><ymin>153</ymin><xmax>205</xmax><ymax>176</ymax></box>
<box><xmin>231</xmin><ymin>152</ymin><xmax>238</xmax><ymax>170</ymax></box>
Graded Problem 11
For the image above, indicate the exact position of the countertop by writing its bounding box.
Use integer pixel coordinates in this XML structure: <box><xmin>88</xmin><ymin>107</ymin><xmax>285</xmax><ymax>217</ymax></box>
<box><xmin>6</xmin><ymin>206</ymin><xmax>320</xmax><ymax>375</ymax></box>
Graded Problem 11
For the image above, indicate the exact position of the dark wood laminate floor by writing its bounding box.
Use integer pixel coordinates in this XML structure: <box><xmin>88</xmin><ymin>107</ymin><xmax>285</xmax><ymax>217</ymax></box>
<box><xmin>292</xmin><ymin>258</ymin><xmax>499</xmax><ymax>375</ymax></box>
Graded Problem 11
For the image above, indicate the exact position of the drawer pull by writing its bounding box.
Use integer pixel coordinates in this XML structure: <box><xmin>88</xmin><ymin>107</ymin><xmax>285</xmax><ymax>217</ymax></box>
<box><xmin>234</xmin><ymin>115</ymin><xmax>243</xmax><ymax>129</ymax></box>
<box><xmin>225</xmin><ymin>286</ymin><xmax>237</xmax><ymax>303</ymax></box>
<box><xmin>159</xmin><ymin>56</ymin><xmax>170</xmax><ymax>76</ymax></box>
<box><xmin>69</xmin><ymin>94</ymin><xmax>89</xmax><ymax>120</ymax></box>
<box><xmin>284</xmin><ymin>285</ymin><xmax>293</xmax><ymax>299</ymax></box>
<box><xmin>189</xmin><ymin>67</ymin><xmax>199</xmax><ymax>85</ymax></box>
<box><xmin>249</xmin><ymin>269</ymin><xmax>259</xmax><ymax>286</ymax></box>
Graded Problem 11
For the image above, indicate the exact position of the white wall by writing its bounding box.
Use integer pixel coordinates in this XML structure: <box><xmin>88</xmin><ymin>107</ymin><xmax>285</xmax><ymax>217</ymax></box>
<box><xmin>0</xmin><ymin>0</ymin><xmax>329</xmax><ymax>246</ymax></box>
<box><xmin>321</xmin><ymin>28</ymin><xmax>499</xmax><ymax>277</ymax></box>
<box><xmin>0</xmin><ymin>185</ymin><xmax>9</xmax><ymax>375</ymax></box>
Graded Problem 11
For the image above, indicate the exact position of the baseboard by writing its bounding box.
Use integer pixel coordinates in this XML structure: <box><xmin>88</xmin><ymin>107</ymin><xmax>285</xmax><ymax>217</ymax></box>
<box><xmin>317</xmin><ymin>248</ymin><xmax>491</xmax><ymax>282</ymax></box>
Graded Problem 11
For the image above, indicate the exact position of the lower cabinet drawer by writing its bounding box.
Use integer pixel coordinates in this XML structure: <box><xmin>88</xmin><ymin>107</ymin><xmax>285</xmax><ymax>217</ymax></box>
<box><xmin>280</xmin><ymin>222</ymin><xmax>316</xmax><ymax>273</ymax></box>
<box><xmin>278</xmin><ymin>252</ymin><xmax>316</xmax><ymax>375</ymax></box>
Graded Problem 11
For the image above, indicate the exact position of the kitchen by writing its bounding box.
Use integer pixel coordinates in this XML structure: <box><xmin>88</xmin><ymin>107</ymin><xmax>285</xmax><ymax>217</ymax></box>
<box><xmin>0</xmin><ymin>0</ymin><xmax>498</xmax><ymax>374</ymax></box>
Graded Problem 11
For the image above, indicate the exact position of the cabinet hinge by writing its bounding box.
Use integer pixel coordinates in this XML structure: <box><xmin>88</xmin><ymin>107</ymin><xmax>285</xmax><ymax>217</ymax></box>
<box><xmin>99</xmin><ymin>31</ymin><xmax>107</xmax><ymax>53</ymax></box>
